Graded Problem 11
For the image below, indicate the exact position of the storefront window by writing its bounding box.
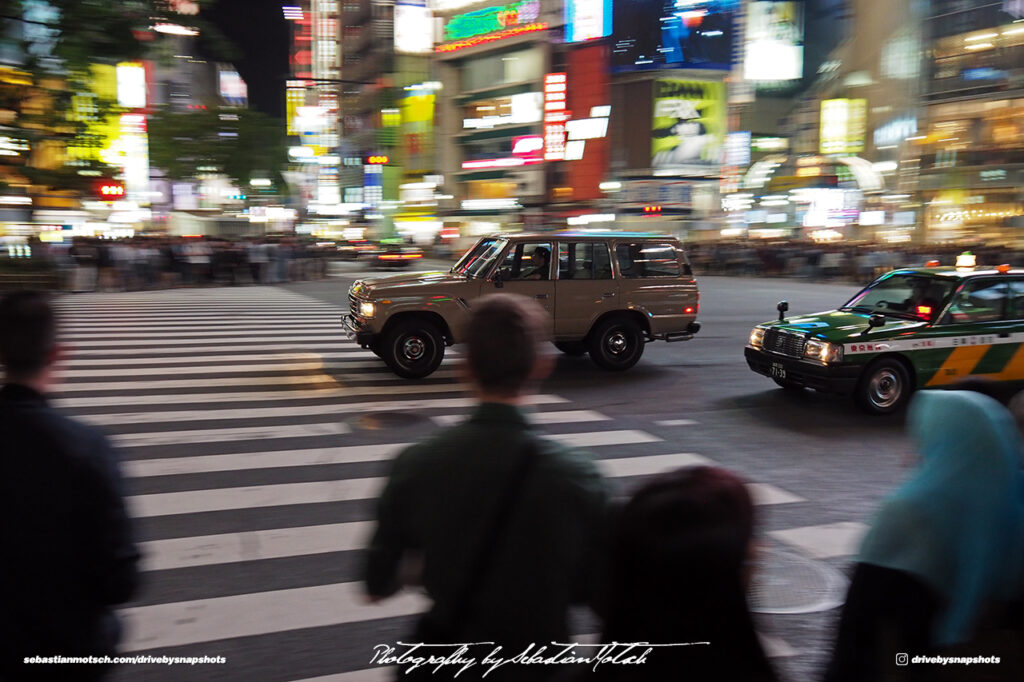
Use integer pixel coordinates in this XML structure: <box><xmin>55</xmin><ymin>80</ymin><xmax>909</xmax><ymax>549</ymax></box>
<box><xmin>461</xmin><ymin>47</ymin><xmax>544</xmax><ymax>92</ymax></box>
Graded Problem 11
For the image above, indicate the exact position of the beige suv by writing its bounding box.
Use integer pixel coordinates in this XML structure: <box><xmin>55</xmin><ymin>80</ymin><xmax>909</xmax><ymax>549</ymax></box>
<box><xmin>342</xmin><ymin>231</ymin><xmax>701</xmax><ymax>378</ymax></box>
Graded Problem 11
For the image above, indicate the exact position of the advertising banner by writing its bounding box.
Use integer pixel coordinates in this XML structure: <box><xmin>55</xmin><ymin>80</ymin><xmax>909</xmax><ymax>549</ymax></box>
<box><xmin>651</xmin><ymin>79</ymin><xmax>726</xmax><ymax>172</ymax></box>
<box><xmin>400</xmin><ymin>93</ymin><xmax>435</xmax><ymax>172</ymax></box>
<box><xmin>395</xmin><ymin>2</ymin><xmax>435</xmax><ymax>54</ymax></box>
<box><xmin>820</xmin><ymin>98</ymin><xmax>867</xmax><ymax>155</ymax></box>
<box><xmin>612</xmin><ymin>0</ymin><xmax>737</xmax><ymax>71</ymax></box>
<box><xmin>565</xmin><ymin>0</ymin><xmax>612</xmax><ymax>43</ymax></box>
<box><xmin>743</xmin><ymin>1</ymin><xmax>803</xmax><ymax>82</ymax></box>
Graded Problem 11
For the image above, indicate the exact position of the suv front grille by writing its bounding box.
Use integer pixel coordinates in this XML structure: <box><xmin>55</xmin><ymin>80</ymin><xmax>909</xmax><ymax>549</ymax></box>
<box><xmin>765</xmin><ymin>329</ymin><xmax>806</xmax><ymax>358</ymax></box>
<box><xmin>349</xmin><ymin>293</ymin><xmax>358</xmax><ymax>315</ymax></box>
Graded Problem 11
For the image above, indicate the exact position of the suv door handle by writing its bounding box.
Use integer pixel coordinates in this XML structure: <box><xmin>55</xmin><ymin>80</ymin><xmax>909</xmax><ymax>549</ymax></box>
<box><xmin>535</xmin><ymin>293</ymin><xmax>549</xmax><ymax>300</ymax></box>
<box><xmin>602</xmin><ymin>292</ymin><xmax>616</xmax><ymax>298</ymax></box>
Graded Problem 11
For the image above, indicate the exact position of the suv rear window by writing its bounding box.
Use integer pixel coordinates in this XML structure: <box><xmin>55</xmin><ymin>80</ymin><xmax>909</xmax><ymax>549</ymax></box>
<box><xmin>558</xmin><ymin>242</ymin><xmax>612</xmax><ymax>280</ymax></box>
<box><xmin>616</xmin><ymin>242</ymin><xmax>681</xmax><ymax>278</ymax></box>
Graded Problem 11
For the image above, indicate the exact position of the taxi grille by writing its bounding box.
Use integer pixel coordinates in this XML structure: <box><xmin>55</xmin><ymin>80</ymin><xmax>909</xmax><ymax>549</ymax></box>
<box><xmin>765</xmin><ymin>329</ymin><xmax>806</xmax><ymax>358</ymax></box>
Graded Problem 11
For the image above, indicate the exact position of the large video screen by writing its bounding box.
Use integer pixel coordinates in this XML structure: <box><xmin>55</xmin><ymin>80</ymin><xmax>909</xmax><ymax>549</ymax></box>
<box><xmin>744</xmin><ymin>1</ymin><xmax>804</xmax><ymax>82</ymax></box>
<box><xmin>612</xmin><ymin>0</ymin><xmax>737</xmax><ymax>71</ymax></box>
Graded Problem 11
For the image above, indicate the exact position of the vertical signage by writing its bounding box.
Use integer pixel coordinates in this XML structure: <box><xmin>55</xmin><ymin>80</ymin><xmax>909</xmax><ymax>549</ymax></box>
<box><xmin>820</xmin><ymin>98</ymin><xmax>867</xmax><ymax>155</ymax></box>
<box><xmin>544</xmin><ymin>73</ymin><xmax>569</xmax><ymax>161</ymax></box>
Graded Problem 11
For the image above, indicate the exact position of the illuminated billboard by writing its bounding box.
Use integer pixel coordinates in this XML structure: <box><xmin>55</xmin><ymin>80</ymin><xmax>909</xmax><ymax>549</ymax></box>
<box><xmin>219</xmin><ymin>69</ymin><xmax>248</xmax><ymax>106</ymax></box>
<box><xmin>116</xmin><ymin>62</ymin><xmax>146</xmax><ymax>109</ymax></box>
<box><xmin>395</xmin><ymin>2</ymin><xmax>434</xmax><ymax>54</ymax></box>
<box><xmin>612</xmin><ymin>0</ymin><xmax>737</xmax><ymax>71</ymax></box>
<box><xmin>743</xmin><ymin>1</ymin><xmax>803</xmax><ymax>82</ymax></box>
<box><xmin>820</xmin><ymin>98</ymin><xmax>867</xmax><ymax>155</ymax></box>
<box><xmin>651</xmin><ymin>79</ymin><xmax>726</xmax><ymax>171</ymax></box>
<box><xmin>566</xmin><ymin>0</ymin><xmax>612</xmax><ymax>43</ymax></box>
<box><xmin>437</xmin><ymin>0</ymin><xmax>547</xmax><ymax>52</ymax></box>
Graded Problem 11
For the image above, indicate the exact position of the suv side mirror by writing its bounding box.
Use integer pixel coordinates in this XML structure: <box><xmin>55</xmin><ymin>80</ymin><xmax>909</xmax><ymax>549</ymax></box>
<box><xmin>493</xmin><ymin>269</ymin><xmax>503</xmax><ymax>289</ymax></box>
<box><xmin>777</xmin><ymin>300</ymin><xmax>789</xmax><ymax>322</ymax></box>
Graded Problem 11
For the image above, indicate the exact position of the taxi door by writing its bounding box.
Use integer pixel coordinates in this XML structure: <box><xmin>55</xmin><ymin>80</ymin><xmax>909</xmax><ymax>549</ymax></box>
<box><xmin>913</xmin><ymin>277</ymin><xmax>1019</xmax><ymax>387</ymax></box>
<box><xmin>553</xmin><ymin>240</ymin><xmax>617</xmax><ymax>338</ymax></box>
<box><xmin>488</xmin><ymin>240</ymin><xmax>555</xmax><ymax>335</ymax></box>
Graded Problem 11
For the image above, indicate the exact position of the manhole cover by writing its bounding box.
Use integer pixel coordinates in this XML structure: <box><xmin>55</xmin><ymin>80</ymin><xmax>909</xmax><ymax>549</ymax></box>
<box><xmin>350</xmin><ymin>412</ymin><xmax>430</xmax><ymax>430</ymax></box>
<box><xmin>748</xmin><ymin>546</ymin><xmax>848</xmax><ymax>614</ymax></box>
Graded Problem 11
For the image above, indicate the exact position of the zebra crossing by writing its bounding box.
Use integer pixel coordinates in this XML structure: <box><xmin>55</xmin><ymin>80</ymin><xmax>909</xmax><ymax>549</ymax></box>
<box><xmin>47</xmin><ymin>287</ymin><xmax>865</xmax><ymax>681</ymax></box>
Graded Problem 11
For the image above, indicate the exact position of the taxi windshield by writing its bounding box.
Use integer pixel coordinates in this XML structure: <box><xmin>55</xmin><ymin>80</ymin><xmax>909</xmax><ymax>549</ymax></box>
<box><xmin>451</xmin><ymin>238</ymin><xmax>507</xmax><ymax>278</ymax></box>
<box><xmin>841</xmin><ymin>273</ymin><xmax>957</xmax><ymax>322</ymax></box>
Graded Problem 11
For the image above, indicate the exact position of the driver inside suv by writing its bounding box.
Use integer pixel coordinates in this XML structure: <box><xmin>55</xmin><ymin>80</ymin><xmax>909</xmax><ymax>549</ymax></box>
<box><xmin>521</xmin><ymin>246</ymin><xmax>551</xmax><ymax>280</ymax></box>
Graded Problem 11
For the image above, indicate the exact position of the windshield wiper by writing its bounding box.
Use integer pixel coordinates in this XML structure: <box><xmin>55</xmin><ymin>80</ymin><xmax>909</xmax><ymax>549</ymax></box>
<box><xmin>840</xmin><ymin>305</ymin><xmax>874</xmax><ymax>313</ymax></box>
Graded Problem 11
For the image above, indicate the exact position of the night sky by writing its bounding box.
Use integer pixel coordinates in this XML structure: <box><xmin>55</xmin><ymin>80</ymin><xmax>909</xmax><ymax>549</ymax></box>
<box><xmin>205</xmin><ymin>0</ymin><xmax>289</xmax><ymax>118</ymax></box>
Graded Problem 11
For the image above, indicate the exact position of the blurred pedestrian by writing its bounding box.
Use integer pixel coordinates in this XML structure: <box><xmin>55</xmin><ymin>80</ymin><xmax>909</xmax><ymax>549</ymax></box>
<box><xmin>0</xmin><ymin>291</ymin><xmax>141</xmax><ymax>681</ymax></box>
<box><xmin>825</xmin><ymin>390</ymin><xmax>1024</xmax><ymax>681</ymax></box>
<box><xmin>363</xmin><ymin>294</ymin><xmax>610</xmax><ymax>681</ymax></box>
<box><xmin>586</xmin><ymin>466</ymin><xmax>776</xmax><ymax>681</ymax></box>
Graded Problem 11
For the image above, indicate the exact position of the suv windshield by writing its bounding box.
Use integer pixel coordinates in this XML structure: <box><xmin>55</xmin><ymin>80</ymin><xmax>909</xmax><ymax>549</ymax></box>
<box><xmin>451</xmin><ymin>238</ymin><xmax>507</xmax><ymax>278</ymax></box>
<box><xmin>841</xmin><ymin>273</ymin><xmax>957</xmax><ymax>321</ymax></box>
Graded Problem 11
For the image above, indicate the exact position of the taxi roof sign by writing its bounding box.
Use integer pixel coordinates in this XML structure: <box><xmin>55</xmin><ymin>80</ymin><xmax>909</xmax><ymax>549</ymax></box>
<box><xmin>955</xmin><ymin>252</ymin><xmax>976</xmax><ymax>269</ymax></box>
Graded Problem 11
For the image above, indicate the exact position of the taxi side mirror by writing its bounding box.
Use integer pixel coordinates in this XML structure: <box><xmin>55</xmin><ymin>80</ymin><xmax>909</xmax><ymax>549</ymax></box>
<box><xmin>868</xmin><ymin>314</ymin><xmax>885</xmax><ymax>330</ymax></box>
<box><xmin>777</xmin><ymin>300</ymin><xmax>789</xmax><ymax>322</ymax></box>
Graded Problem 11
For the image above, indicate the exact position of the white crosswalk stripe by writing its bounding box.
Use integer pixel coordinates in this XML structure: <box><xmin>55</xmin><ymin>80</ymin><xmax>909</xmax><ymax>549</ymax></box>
<box><xmin>43</xmin><ymin>288</ymin><xmax>827</xmax><ymax>679</ymax></box>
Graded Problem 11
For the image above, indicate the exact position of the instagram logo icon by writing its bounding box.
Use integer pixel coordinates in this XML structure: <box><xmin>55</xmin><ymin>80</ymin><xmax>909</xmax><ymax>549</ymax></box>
<box><xmin>896</xmin><ymin>653</ymin><xmax>909</xmax><ymax>666</ymax></box>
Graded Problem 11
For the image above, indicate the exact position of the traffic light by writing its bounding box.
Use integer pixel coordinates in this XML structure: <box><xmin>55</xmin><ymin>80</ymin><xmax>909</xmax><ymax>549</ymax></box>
<box><xmin>95</xmin><ymin>181</ymin><xmax>125</xmax><ymax>199</ymax></box>
<box><xmin>229</xmin><ymin>193</ymin><xmax>247</xmax><ymax>200</ymax></box>
<box><xmin>366</xmin><ymin>155</ymin><xmax>389</xmax><ymax>165</ymax></box>
<box><xmin>642</xmin><ymin>205</ymin><xmax>662</xmax><ymax>215</ymax></box>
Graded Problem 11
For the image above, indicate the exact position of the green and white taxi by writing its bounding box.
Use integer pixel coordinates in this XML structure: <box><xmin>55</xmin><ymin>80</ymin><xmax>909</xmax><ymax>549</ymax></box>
<box><xmin>745</xmin><ymin>256</ymin><xmax>1024</xmax><ymax>414</ymax></box>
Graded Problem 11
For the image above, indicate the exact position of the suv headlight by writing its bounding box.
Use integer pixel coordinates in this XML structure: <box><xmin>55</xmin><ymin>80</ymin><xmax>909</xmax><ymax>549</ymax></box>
<box><xmin>749</xmin><ymin>327</ymin><xmax>766</xmax><ymax>348</ymax></box>
<box><xmin>804</xmin><ymin>339</ymin><xmax>843</xmax><ymax>364</ymax></box>
<box><xmin>359</xmin><ymin>301</ymin><xmax>376</xmax><ymax>318</ymax></box>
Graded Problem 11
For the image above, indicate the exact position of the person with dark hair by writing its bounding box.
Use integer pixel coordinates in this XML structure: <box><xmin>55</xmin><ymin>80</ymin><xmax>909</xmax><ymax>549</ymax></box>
<box><xmin>0</xmin><ymin>291</ymin><xmax>140</xmax><ymax>681</ymax></box>
<box><xmin>589</xmin><ymin>466</ymin><xmax>776</xmax><ymax>681</ymax></box>
<box><xmin>826</xmin><ymin>390</ymin><xmax>1024</xmax><ymax>681</ymax></box>
<box><xmin>521</xmin><ymin>246</ymin><xmax>551</xmax><ymax>280</ymax></box>
<box><xmin>363</xmin><ymin>294</ymin><xmax>609</xmax><ymax>680</ymax></box>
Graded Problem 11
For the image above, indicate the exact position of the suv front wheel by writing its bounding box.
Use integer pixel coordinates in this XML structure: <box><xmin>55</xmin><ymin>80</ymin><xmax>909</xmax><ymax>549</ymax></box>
<box><xmin>588</xmin><ymin>317</ymin><xmax>645</xmax><ymax>371</ymax></box>
<box><xmin>381</xmin><ymin>320</ymin><xmax>445</xmax><ymax>378</ymax></box>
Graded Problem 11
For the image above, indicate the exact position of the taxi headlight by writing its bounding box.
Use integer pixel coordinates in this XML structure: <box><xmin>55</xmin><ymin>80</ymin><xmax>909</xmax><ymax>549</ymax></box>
<box><xmin>749</xmin><ymin>327</ymin><xmax>766</xmax><ymax>348</ymax></box>
<box><xmin>804</xmin><ymin>339</ymin><xmax>843</xmax><ymax>364</ymax></box>
<box><xmin>359</xmin><ymin>301</ymin><xmax>376</xmax><ymax>318</ymax></box>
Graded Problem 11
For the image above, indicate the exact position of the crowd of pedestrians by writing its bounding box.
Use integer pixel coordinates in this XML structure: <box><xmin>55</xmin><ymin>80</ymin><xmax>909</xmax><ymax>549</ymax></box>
<box><xmin>38</xmin><ymin>237</ymin><xmax>330</xmax><ymax>292</ymax></box>
<box><xmin>688</xmin><ymin>241</ymin><xmax>1024</xmax><ymax>282</ymax></box>
<box><xmin>5</xmin><ymin>289</ymin><xmax>1024</xmax><ymax>680</ymax></box>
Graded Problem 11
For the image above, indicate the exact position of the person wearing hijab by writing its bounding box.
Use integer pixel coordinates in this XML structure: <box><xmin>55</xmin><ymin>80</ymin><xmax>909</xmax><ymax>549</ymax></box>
<box><xmin>588</xmin><ymin>466</ymin><xmax>776</xmax><ymax>681</ymax></box>
<box><xmin>826</xmin><ymin>390</ymin><xmax>1024</xmax><ymax>681</ymax></box>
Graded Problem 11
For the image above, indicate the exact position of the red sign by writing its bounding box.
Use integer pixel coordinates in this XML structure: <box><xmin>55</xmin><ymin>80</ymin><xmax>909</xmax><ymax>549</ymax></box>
<box><xmin>544</xmin><ymin>73</ymin><xmax>568</xmax><ymax>161</ymax></box>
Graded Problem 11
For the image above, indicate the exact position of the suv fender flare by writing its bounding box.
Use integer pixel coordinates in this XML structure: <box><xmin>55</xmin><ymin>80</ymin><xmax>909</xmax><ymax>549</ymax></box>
<box><xmin>586</xmin><ymin>309</ymin><xmax>652</xmax><ymax>343</ymax></box>
<box><xmin>380</xmin><ymin>311</ymin><xmax>454</xmax><ymax>346</ymax></box>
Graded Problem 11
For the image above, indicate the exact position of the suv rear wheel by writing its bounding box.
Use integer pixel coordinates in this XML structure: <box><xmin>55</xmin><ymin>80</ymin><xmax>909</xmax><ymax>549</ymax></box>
<box><xmin>588</xmin><ymin>317</ymin><xmax>645</xmax><ymax>371</ymax></box>
<box><xmin>381</xmin><ymin>320</ymin><xmax>445</xmax><ymax>378</ymax></box>
<box><xmin>855</xmin><ymin>357</ymin><xmax>911</xmax><ymax>415</ymax></box>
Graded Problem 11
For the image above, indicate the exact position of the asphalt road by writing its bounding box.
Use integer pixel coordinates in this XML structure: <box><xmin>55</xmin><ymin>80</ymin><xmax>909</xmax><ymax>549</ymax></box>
<box><xmin>47</xmin><ymin>266</ymin><xmax>919</xmax><ymax>682</ymax></box>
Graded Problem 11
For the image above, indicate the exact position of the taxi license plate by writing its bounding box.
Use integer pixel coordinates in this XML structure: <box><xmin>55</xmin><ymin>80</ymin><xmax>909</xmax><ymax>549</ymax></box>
<box><xmin>770</xmin><ymin>363</ymin><xmax>786</xmax><ymax>379</ymax></box>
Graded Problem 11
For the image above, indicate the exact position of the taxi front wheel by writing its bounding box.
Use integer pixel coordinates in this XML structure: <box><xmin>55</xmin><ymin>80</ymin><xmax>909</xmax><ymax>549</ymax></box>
<box><xmin>855</xmin><ymin>358</ymin><xmax>911</xmax><ymax>415</ymax></box>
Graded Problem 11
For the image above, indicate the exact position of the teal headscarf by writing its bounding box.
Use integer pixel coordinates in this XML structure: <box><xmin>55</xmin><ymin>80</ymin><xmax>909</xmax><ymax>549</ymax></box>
<box><xmin>858</xmin><ymin>390</ymin><xmax>1024</xmax><ymax>646</ymax></box>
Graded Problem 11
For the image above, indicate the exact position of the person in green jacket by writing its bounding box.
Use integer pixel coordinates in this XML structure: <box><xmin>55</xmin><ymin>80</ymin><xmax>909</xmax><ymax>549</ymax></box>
<box><xmin>364</xmin><ymin>294</ymin><xmax>610</xmax><ymax>681</ymax></box>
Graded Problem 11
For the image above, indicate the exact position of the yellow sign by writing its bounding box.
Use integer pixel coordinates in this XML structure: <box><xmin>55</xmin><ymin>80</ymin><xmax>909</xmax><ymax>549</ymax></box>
<box><xmin>820</xmin><ymin>98</ymin><xmax>866</xmax><ymax>155</ymax></box>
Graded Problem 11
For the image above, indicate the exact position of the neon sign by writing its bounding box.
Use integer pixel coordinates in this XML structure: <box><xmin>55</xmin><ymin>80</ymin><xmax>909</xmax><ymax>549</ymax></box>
<box><xmin>436</xmin><ymin>23</ymin><xmax>548</xmax><ymax>53</ymax></box>
<box><xmin>443</xmin><ymin>0</ymin><xmax>540</xmax><ymax>41</ymax></box>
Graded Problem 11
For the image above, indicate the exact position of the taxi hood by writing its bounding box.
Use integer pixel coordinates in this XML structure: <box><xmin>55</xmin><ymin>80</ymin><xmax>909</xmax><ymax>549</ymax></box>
<box><xmin>763</xmin><ymin>310</ymin><xmax>929</xmax><ymax>343</ymax></box>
